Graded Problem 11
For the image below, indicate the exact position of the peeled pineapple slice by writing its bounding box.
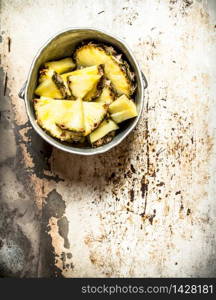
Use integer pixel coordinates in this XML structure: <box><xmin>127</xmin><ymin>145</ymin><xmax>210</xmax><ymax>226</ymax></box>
<box><xmin>44</xmin><ymin>57</ymin><xmax>75</xmax><ymax>74</ymax></box>
<box><xmin>109</xmin><ymin>95</ymin><xmax>138</xmax><ymax>123</ymax></box>
<box><xmin>56</xmin><ymin>98</ymin><xmax>84</xmax><ymax>133</ymax></box>
<box><xmin>90</xmin><ymin>119</ymin><xmax>119</xmax><ymax>144</ymax></box>
<box><xmin>96</xmin><ymin>80</ymin><xmax>115</xmax><ymax>105</ymax></box>
<box><xmin>83</xmin><ymin>102</ymin><xmax>108</xmax><ymax>136</ymax></box>
<box><xmin>35</xmin><ymin>78</ymin><xmax>63</xmax><ymax>99</ymax></box>
<box><xmin>75</xmin><ymin>44</ymin><xmax>134</xmax><ymax>96</ymax></box>
<box><xmin>68</xmin><ymin>74</ymin><xmax>101</xmax><ymax>99</ymax></box>
<box><xmin>33</xmin><ymin>99</ymin><xmax>83</xmax><ymax>141</ymax></box>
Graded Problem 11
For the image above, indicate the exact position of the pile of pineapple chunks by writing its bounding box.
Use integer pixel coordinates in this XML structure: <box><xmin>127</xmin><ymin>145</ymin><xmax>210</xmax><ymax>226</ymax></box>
<box><xmin>34</xmin><ymin>43</ymin><xmax>138</xmax><ymax>147</ymax></box>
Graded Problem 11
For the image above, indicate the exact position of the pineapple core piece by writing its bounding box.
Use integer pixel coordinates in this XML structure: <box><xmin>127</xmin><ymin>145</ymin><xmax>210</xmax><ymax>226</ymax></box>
<box><xmin>44</xmin><ymin>57</ymin><xmax>75</xmax><ymax>74</ymax></box>
<box><xmin>68</xmin><ymin>74</ymin><xmax>101</xmax><ymax>99</ymax></box>
<box><xmin>34</xmin><ymin>98</ymin><xmax>84</xmax><ymax>141</ymax></box>
<box><xmin>90</xmin><ymin>119</ymin><xmax>119</xmax><ymax>144</ymax></box>
<box><xmin>109</xmin><ymin>95</ymin><xmax>138</xmax><ymax>123</ymax></box>
<box><xmin>83</xmin><ymin>102</ymin><xmax>108</xmax><ymax>136</ymax></box>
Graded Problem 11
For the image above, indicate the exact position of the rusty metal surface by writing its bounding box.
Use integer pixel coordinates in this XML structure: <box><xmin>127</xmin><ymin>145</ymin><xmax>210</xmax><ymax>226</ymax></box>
<box><xmin>0</xmin><ymin>0</ymin><xmax>216</xmax><ymax>277</ymax></box>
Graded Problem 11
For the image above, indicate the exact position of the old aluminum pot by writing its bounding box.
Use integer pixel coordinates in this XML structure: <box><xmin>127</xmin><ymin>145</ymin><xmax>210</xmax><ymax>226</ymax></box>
<box><xmin>19</xmin><ymin>28</ymin><xmax>147</xmax><ymax>155</ymax></box>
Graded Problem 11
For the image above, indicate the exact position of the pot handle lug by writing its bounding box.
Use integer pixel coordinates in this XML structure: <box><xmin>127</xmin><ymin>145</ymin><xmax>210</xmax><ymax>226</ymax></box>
<box><xmin>141</xmin><ymin>71</ymin><xmax>148</xmax><ymax>89</ymax></box>
<box><xmin>18</xmin><ymin>81</ymin><xmax>27</xmax><ymax>100</ymax></box>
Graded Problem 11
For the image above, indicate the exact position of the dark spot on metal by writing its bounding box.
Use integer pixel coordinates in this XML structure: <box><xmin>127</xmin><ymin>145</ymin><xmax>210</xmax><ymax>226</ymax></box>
<box><xmin>130</xmin><ymin>164</ymin><xmax>136</xmax><ymax>173</ymax></box>
<box><xmin>129</xmin><ymin>189</ymin><xmax>134</xmax><ymax>202</ymax></box>
<box><xmin>141</xmin><ymin>176</ymin><xmax>148</xmax><ymax>199</ymax></box>
<box><xmin>156</xmin><ymin>148</ymin><xmax>165</xmax><ymax>157</ymax></box>
<box><xmin>180</xmin><ymin>202</ymin><xmax>184</xmax><ymax>211</ymax></box>
<box><xmin>148</xmin><ymin>209</ymin><xmax>156</xmax><ymax>225</ymax></box>
<box><xmin>183</xmin><ymin>0</ymin><xmax>193</xmax><ymax>8</ymax></box>
<box><xmin>66</xmin><ymin>253</ymin><xmax>72</xmax><ymax>259</ymax></box>
<box><xmin>110</xmin><ymin>172</ymin><xmax>115</xmax><ymax>179</ymax></box>
<box><xmin>43</xmin><ymin>189</ymin><xmax>66</xmax><ymax>219</ymax></box>
<box><xmin>57</xmin><ymin>216</ymin><xmax>70</xmax><ymax>249</ymax></box>
<box><xmin>3</xmin><ymin>72</ymin><xmax>8</xmax><ymax>96</ymax></box>
<box><xmin>39</xmin><ymin>189</ymin><xmax>66</xmax><ymax>277</ymax></box>
<box><xmin>187</xmin><ymin>208</ymin><xmax>191</xmax><ymax>216</ymax></box>
<box><xmin>7</xmin><ymin>37</ymin><xmax>11</xmax><ymax>52</ymax></box>
<box><xmin>156</xmin><ymin>182</ymin><xmax>165</xmax><ymax>187</ymax></box>
<box><xmin>98</xmin><ymin>10</ymin><xmax>104</xmax><ymax>14</ymax></box>
<box><xmin>175</xmin><ymin>191</ymin><xmax>181</xmax><ymax>195</ymax></box>
<box><xmin>0</xmin><ymin>239</ymin><xmax>4</xmax><ymax>249</ymax></box>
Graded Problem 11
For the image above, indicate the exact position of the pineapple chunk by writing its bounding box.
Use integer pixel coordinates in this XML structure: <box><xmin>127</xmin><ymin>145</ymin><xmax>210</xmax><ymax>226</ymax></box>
<box><xmin>83</xmin><ymin>102</ymin><xmax>108</xmax><ymax>136</ymax></box>
<box><xmin>84</xmin><ymin>83</ymin><xmax>98</xmax><ymax>101</ymax></box>
<box><xmin>108</xmin><ymin>95</ymin><xmax>135</xmax><ymax>113</ymax></box>
<box><xmin>44</xmin><ymin>57</ymin><xmax>75</xmax><ymax>74</ymax></box>
<box><xmin>109</xmin><ymin>95</ymin><xmax>138</xmax><ymax>123</ymax></box>
<box><xmin>110</xmin><ymin>110</ymin><xmax>137</xmax><ymax>123</ymax></box>
<box><xmin>61</xmin><ymin>65</ymin><xmax>103</xmax><ymax>100</ymax></box>
<box><xmin>40</xmin><ymin>96</ymin><xmax>55</xmax><ymax>100</ymax></box>
<box><xmin>90</xmin><ymin>119</ymin><xmax>119</xmax><ymax>144</ymax></box>
<box><xmin>68</xmin><ymin>74</ymin><xmax>101</xmax><ymax>99</ymax></box>
<box><xmin>35</xmin><ymin>78</ymin><xmax>63</xmax><ymax>99</ymax></box>
<box><xmin>96</xmin><ymin>80</ymin><xmax>115</xmax><ymax>105</ymax></box>
<box><xmin>56</xmin><ymin>98</ymin><xmax>84</xmax><ymax>133</ymax></box>
<box><xmin>33</xmin><ymin>99</ymin><xmax>83</xmax><ymax>141</ymax></box>
<box><xmin>61</xmin><ymin>65</ymin><xmax>102</xmax><ymax>82</ymax></box>
<box><xmin>84</xmin><ymin>77</ymin><xmax>103</xmax><ymax>101</ymax></box>
<box><xmin>75</xmin><ymin>44</ymin><xmax>134</xmax><ymax>96</ymax></box>
<box><xmin>38</xmin><ymin>69</ymin><xmax>54</xmax><ymax>83</ymax></box>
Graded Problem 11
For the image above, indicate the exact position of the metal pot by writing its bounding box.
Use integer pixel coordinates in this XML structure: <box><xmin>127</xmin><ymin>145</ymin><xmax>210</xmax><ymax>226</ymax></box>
<box><xmin>19</xmin><ymin>28</ymin><xmax>147</xmax><ymax>155</ymax></box>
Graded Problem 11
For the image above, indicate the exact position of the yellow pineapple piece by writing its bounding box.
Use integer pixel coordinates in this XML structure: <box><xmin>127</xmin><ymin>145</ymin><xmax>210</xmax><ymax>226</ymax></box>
<box><xmin>89</xmin><ymin>119</ymin><xmax>119</xmax><ymax>144</ymax></box>
<box><xmin>83</xmin><ymin>102</ymin><xmax>108</xmax><ymax>136</ymax></box>
<box><xmin>44</xmin><ymin>57</ymin><xmax>75</xmax><ymax>74</ymax></box>
<box><xmin>61</xmin><ymin>65</ymin><xmax>104</xmax><ymax>100</ymax></box>
<box><xmin>109</xmin><ymin>95</ymin><xmax>137</xmax><ymax>123</ymax></box>
<box><xmin>35</xmin><ymin>78</ymin><xmax>63</xmax><ymax>99</ymax></box>
<box><xmin>95</xmin><ymin>80</ymin><xmax>115</xmax><ymax>105</ymax></box>
<box><xmin>56</xmin><ymin>98</ymin><xmax>84</xmax><ymax>133</ymax></box>
<box><xmin>33</xmin><ymin>98</ymin><xmax>84</xmax><ymax>141</ymax></box>
<box><xmin>38</xmin><ymin>69</ymin><xmax>54</xmax><ymax>83</ymax></box>
<box><xmin>75</xmin><ymin>44</ymin><xmax>135</xmax><ymax>96</ymax></box>
<box><xmin>68</xmin><ymin>74</ymin><xmax>101</xmax><ymax>99</ymax></box>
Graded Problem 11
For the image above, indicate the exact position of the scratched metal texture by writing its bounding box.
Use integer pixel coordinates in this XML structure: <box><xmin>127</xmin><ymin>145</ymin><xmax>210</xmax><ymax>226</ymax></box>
<box><xmin>0</xmin><ymin>0</ymin><xmax>216</xmax><ymax>277</ymax></box>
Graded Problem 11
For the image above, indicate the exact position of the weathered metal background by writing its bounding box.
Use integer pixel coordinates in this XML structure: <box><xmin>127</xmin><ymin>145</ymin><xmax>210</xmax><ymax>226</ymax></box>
<box><xmin>0</xmin><ymin>0</ymin><xmax>216</xmax><ymax>277</ymax></box>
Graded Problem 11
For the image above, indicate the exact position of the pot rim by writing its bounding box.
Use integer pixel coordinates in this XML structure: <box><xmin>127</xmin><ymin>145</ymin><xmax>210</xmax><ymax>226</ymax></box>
<box><xmin>25</xmin><ymin>27</ymin><xmax>145</xmax><ymax>155</ymax></box>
